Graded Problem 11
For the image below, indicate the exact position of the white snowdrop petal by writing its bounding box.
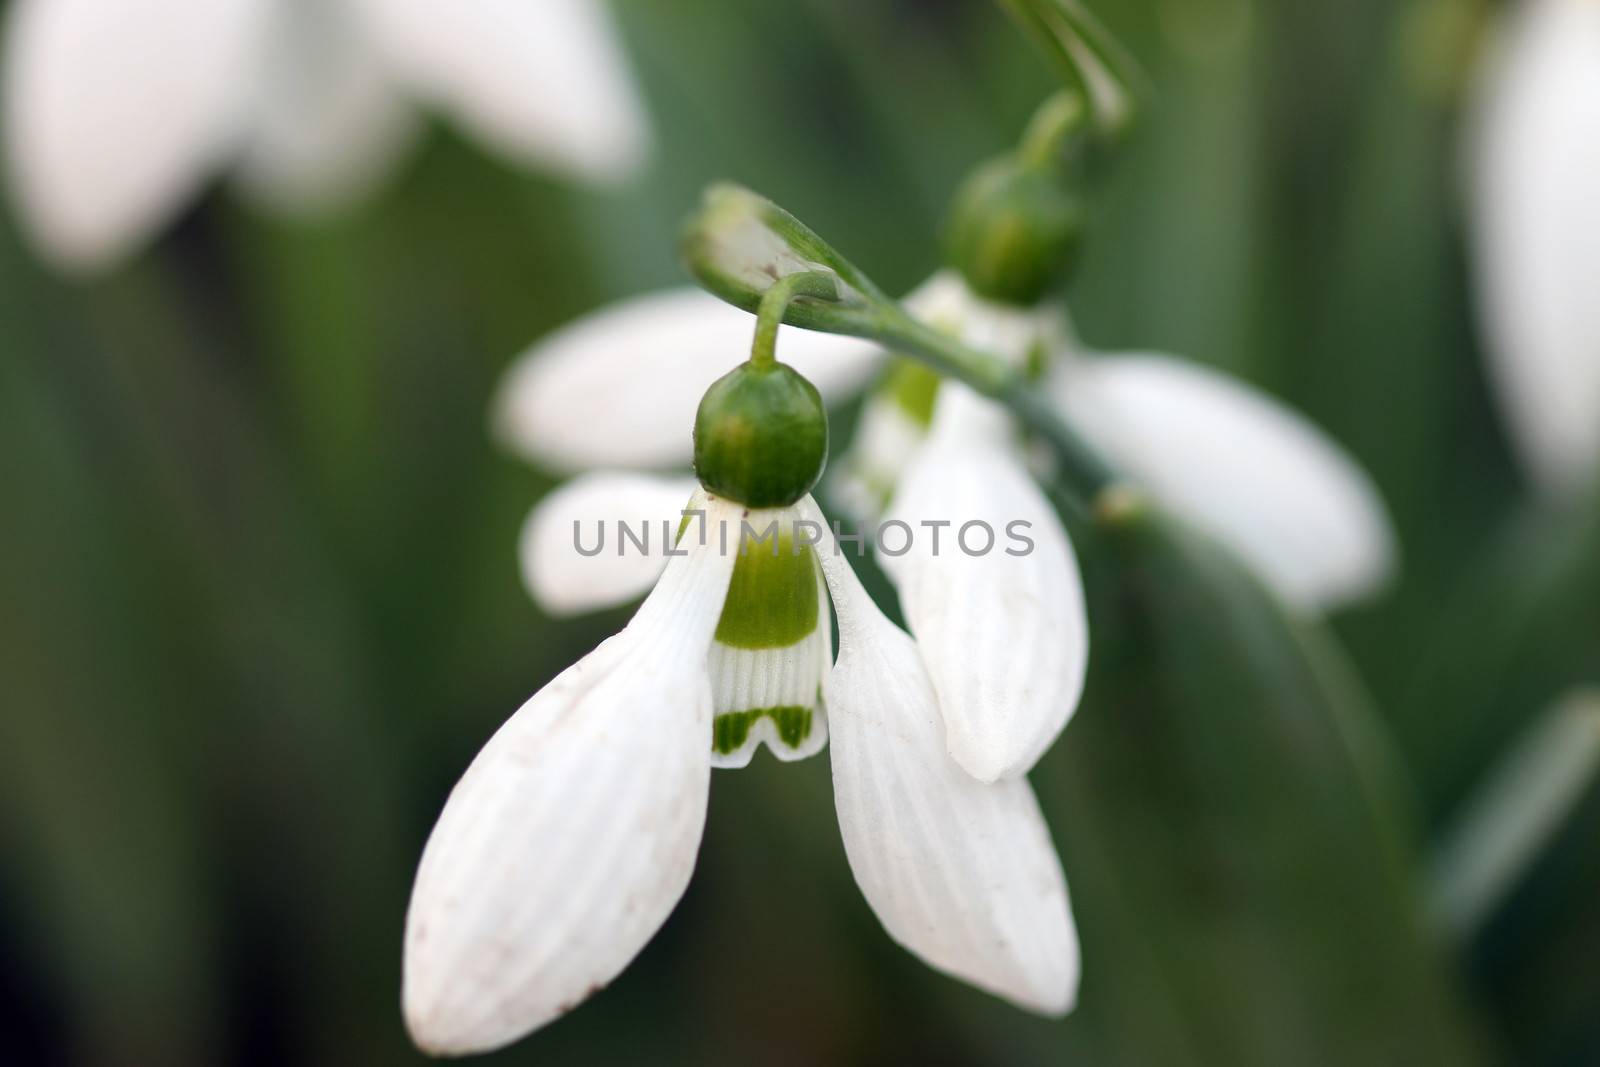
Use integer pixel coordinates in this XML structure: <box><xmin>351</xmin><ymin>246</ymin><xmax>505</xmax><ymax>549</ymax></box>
<box><xmin>882</xmin><ymin>386</ymin><xmax>1089</xmax><ymax>782</ymax></box>
<box><xmin>235</xmin><ymin>0</ymin><xmax>417</xmax><ymax>211</ymax></box>
<box><xmin>803</xmin><ymin>496</ymin><xmax>1079</xmax><ymax>1014</ymax></box>
<box><xmin>403</xmin><ymin>496</ymin><xmax>740</xmax><ymax>1055</ymax></box>
<box><xmin>1469</xmin><ymin>0</ymin><xmax>1600</xmax><ymax>493</ymax></box>
<box><xmin>3</xmin><ymin>0</ymin><xmax>269</xmax><ymax>269</ymax></box>
<box><xmin>518</xmin><ymin>471</ymin><xmax>699</xmax><ymax>617</ymax></box>
<box><xmin>351</xmin><ymin>0</ymin><xmax>650</xmax><ymax>184</ymax></box>
<box><xmin>493</xmin><ymin>288</ymin><xmax>880</xmax><ymax>472</ymax></box>
<box><xmin>1058</xmin><ymin>354</ymin><xmax>1397</xmax><ymax>611</ymax></box>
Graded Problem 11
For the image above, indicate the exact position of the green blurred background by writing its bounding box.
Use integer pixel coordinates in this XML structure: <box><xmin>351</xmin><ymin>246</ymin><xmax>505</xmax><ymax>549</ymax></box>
<box><xmin>2</xmin><ymin>0</ymin><xmax>1596</xmax><ymax>1064</ymax></box>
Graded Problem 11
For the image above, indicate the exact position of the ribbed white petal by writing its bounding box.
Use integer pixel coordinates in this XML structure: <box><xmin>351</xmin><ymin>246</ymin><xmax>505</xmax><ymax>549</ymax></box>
<box><xmin>1468</xmin><ymin>0</ymin><xmax>1600</xmax><ymax>493</ymax></box>
<box><xmin>493</xmin><ymin>287</ymin><xmax>881</xmax><ymax>472</ymax></box>
<box><xmin>235</xmin><ymin>0</ymin><xmax>417</xmax><ymax>211</ymax></box>
<box><xmin>518</xmin><ymin>471</ymin><xmax>698</xmax><ymax>617</ymax></box>
<box><xmin>403</xmin><ymin>494</ymin><xmax>740</xmax><ymax>1056</ymax></box>
<box><xmin>1058</xmin><ymin>354</ymin><xmax>1397</xmax><ymax>611</ymax></box>
<box><xmin>350</xmin><ymin>0</ymin><xmax>650</xmax><ymax>184</ymax></box>
<box><xmin>880</xmin><ymin>386</ymin><xmax>1088</xmax><ymax>782</ymax></box>
<box><xmin>3</xmin><ymin>0</ymin><xmax>268</xmax><ymax>269</ymax></box>
<box><xmin>804</xmin><ymin>496</ymin><xmax>1079</xmax><ymax>1015</ymax></box>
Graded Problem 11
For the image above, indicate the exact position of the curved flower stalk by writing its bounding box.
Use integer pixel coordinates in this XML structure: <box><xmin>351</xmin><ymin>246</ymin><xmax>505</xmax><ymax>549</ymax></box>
<box><xmin>1467</xmin><ymin>0</ymin><xmax>1600</xmax><ymax>496</ymax></box>
<box><xmin>3</xmin><ymin>0</ymin><xmax>650</xmax><ymax>270</ymax></box>
<box><xmin>405</xmin><ymin>352</ymin><xmax>1080</xmax><ymax>1053</ymax></box>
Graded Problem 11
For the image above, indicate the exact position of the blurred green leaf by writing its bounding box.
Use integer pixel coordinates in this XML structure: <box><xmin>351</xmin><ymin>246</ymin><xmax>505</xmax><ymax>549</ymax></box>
<box><xmin>1040</xmin><ymin>512</ymin><xmax>1489</xmax><ymax>1066</ymax></box>
<box><xmin>1400</xmin><ymin>497</ymin><xmax>1600</xmax><ymax>1062</ymax></box>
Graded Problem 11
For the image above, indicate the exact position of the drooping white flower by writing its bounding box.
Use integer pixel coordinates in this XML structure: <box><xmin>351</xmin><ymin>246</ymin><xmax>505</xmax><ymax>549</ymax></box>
<box><xmin>404</xmin><ymin>488</ymin><xmax>1080</xmax><ymax>1055</ymax></box>
<box><xmin>3</xmin><ymin>0</ymin><xmax>651</xmax><ymax>270</ymax></box>
<box><xmin>496</xmin><ymin>271</ymin><xmax>1394</xmax><ymax>615</ymax></box>
<box><xmin>1467</xmin><ymin>0</ymin><xmax>1600</xmax><ymax>495</ymax></box>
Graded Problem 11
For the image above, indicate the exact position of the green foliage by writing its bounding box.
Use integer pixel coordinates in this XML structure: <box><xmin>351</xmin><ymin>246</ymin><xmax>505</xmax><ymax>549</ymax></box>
<box><xmin>1049</xmin><ymin>510</ymin><xmax>1487</xmax><ymax>1065</ymax></box>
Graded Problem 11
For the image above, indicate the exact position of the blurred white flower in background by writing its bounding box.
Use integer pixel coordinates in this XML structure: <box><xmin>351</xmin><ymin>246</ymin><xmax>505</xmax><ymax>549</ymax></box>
<box><xmin>1469</xmin><ymin>0</ymin><xmax>1600</xmax><ymax>495</ymax></box>
<box><xmin>3</xmin><ymin>0</ymin><xmax>651</xmax><ymax>271</ymax></box>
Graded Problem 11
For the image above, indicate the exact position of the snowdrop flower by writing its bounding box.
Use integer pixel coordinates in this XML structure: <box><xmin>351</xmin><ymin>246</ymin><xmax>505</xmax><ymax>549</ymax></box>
<box><xmin>404</xmin><ymin>356</ymin><xmax>1078</xmax><ymax>1056</ymax></box>
<box><xmin>499</xmin><ymin>271</ymin><xmax>1395</xmax><ymax>620</ymax></box>
<box><xmin>1468</xmin><ymin>0</ymin><xmax>1600</xmax><ymax>495</ymax></box>
<box><xmin>3</xmin><ymin>0</ymin><xmax>650</xmax><ymax>270</ymax></box>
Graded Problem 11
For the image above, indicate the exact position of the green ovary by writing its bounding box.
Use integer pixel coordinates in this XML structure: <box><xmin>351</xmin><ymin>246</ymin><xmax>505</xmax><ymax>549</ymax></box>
<box><xmin>713</xmin><ymin>705</ymin><xmax>814</xmax><ymax>755</ymax></box>
<box><xmin>713</xmin><ymin>533</ymin><xmax>819</xmax><ymax>649</ymax></box>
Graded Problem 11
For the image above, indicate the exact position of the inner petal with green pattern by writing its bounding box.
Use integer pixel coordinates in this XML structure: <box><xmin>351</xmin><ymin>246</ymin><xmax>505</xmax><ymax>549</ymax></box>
<box><xmin>703</xmin><ymin>507</ymin><xmax>831</xmax><ymax>768</ymax></box>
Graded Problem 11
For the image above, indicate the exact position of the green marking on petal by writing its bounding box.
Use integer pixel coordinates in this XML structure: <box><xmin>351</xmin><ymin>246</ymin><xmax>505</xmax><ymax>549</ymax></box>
<box><xmin>1025</xmin><ymin>338</ymin><xmax>1049</xmax><ymax>382</ymax></box>
<box><xmin>883</xmin><ymin>358</ymin><xmax>942</xmax><ymax>427</ymax></box>
<box><xmin>713</xmin><ymin>705</ymin><xmax>815</xmax><ymax>755</ymax></box>
<box><xmin>713</xmin><ymin>533</ymin><xmax>819</xmax><ymax>649</ymax></box>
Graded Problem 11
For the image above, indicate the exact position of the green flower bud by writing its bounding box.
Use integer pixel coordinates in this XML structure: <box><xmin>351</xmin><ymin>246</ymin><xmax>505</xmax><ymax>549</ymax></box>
<box><xmin>694</xmin><ymin>361</ymin><xmax>828</xmax><ymax>508</ymax></box>
<box><xmin>945</xmin><ymin>154</ymin><xmax>1085</xmax><ymax>307</ymax></box>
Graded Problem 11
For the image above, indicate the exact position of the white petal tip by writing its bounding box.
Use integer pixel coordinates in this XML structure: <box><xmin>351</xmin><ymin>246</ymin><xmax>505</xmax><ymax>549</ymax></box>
<box><xmin>402</xmin><ymin>998</ymin><xmax>523</xmax><ymax>1059</ymax></box>
<box><xmin>943</xmin><ymin>739</ymin><xmax>1026</xmax><ymax>785</ymax></box>
<box><xmin>987</xmin><ymin>966</ymin><xmax>1077</xmax><ymax>1017</ymax></box>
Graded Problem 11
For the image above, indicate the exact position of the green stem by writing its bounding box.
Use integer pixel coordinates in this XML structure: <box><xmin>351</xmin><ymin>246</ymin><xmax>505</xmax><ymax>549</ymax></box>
<box><xmin>751</xmin><ymin>271</ymin><xmax>841</xmax><ymax>367</ymax></box>
<box><xmin>996</xmin><ymin>0</ymin><xmax>1146</xmax><ymax>137</ymax></box>
<box><xmin>1018</xmin><ymin>89</ymin><xmax>1090</xmax><ymax>170</ymax></box>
